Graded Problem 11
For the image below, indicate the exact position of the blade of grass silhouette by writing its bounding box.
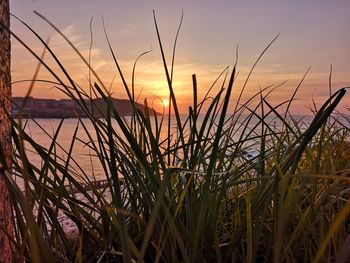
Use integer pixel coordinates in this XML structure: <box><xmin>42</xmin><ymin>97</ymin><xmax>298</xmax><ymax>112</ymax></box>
<box><xmin>233</xmin><ymin>33</ymin><xmax>281</xmax><ymax>116</ymax></box>
<box><xmin>193</xmin><ymin>65</ymin><xmax>236</xmax><ymax>260</ymax></box>
<box><xmin>153</xmin><ymin>10</ymin><xmax>187</xmax><ymax>165</ymax></box>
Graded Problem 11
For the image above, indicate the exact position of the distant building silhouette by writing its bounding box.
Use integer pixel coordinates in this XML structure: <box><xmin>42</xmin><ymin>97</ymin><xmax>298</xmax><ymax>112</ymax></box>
<box><xmin>11</xmin><ymin>97</ymin><xmax>155</xmax><ymax>118</ymax></box>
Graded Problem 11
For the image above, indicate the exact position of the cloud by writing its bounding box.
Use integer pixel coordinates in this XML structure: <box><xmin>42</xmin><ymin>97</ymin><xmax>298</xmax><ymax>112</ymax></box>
<box><xmin>48</xmin><ymin>24</ymin><xmax>107</xmax><ymax>78</ymax></box>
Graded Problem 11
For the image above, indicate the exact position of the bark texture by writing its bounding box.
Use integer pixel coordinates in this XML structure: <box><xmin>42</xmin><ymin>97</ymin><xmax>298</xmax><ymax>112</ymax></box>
<box><xmin>0</xmin><ymin>0</ymin><xmax>14</xmax><ymax>262</ymax></box>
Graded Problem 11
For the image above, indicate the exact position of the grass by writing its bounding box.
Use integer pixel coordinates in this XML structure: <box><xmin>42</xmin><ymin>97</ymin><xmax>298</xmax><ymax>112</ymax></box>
<box><xmin>1</xmin><ymin>12</ymin><xmax>350</xmax><ymax>262</ymax></box>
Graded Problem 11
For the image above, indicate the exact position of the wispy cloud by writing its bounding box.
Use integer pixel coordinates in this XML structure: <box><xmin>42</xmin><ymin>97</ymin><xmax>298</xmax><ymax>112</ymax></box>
<box><xmin>50</xmin><ymin>23</ymin><xmax>107</xmax><ymax>73</ymax></box>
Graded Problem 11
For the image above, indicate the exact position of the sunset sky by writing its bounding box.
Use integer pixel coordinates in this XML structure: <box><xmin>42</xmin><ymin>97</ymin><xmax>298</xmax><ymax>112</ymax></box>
<box><xmin>10</xmin><ymin>0</ymin><xmax>350</xmax><ymax>114</ymax></box>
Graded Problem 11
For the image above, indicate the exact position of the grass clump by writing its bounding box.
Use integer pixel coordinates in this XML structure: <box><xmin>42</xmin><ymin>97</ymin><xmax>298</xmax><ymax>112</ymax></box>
<box><xmin>1</xmin><ymin>12</ymin><xmax>350</xmax><ymax>262</ymax></box>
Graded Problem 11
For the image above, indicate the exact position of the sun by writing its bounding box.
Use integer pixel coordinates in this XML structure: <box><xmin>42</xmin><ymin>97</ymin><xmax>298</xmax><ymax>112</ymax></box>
<box><xmin>162</xmin><ymin>98</ymin><xmax>169</xmax><ymax>107</ymax></box>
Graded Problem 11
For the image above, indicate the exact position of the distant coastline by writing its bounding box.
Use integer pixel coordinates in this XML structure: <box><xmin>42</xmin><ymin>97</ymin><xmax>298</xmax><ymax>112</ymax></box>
<box><xmin>11</xmin><ymin>97</ymin><xmax>155</xmax><ymax>118</ymax></box>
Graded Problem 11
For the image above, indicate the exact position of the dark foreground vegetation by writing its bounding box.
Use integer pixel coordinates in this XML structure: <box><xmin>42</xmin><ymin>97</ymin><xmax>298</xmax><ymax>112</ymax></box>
<box><xmin>1</xmin><ymin>12</ymin><xmax>350</xmax><ymax>262</ymax></box>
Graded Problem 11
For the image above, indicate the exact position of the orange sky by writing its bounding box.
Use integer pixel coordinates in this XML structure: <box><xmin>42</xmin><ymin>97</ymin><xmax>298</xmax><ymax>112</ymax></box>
<box><xmin>10</xmin><ymin>0</ymin><xmax>350</xmax><ymax>114</ymax></box>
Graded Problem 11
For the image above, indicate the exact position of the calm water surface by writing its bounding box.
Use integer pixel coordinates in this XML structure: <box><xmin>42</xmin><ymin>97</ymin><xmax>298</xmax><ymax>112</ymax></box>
<box><xmin>20</xmin><ymin>114</ymin><xmax>320</xmax><ymax>181</ymax></box>
<box><xmin>22</xmin><ymin>117</ymin><xmax>178</xmax><ymax>181</ymax></box>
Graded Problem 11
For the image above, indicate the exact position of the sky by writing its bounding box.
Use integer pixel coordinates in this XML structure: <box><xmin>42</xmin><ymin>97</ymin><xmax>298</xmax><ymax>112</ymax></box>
<box><xmin>10</xmin><ymin>0</ymin><xmax>350</xmax><ymax>114</ymax></box>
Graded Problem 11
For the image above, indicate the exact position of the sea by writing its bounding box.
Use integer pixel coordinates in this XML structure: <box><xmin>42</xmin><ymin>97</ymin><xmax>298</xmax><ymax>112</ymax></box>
<box><xmin>17</xmin><ymin>113</ymin><xmax>347</xmax><ymax>183</ymax></box>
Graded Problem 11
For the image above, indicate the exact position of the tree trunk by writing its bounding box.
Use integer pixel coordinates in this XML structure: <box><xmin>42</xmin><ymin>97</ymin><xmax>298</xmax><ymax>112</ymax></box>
<box><xmin>0</xmin><ymin>0</ymin><xmax>14</xmax><ymax>262</ymax></box>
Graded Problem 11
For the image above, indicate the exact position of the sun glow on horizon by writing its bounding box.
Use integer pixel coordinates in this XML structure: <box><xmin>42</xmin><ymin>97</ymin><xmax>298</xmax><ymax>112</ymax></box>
<box><xmin>162</xmin><ymin>98</ymin><xmax>169</xmax><ymax>107</ymax></box>
<box><xmin>9</xmin><ymin>1</ymin><xmax>350</xmax><ymax>115</ymax></box>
